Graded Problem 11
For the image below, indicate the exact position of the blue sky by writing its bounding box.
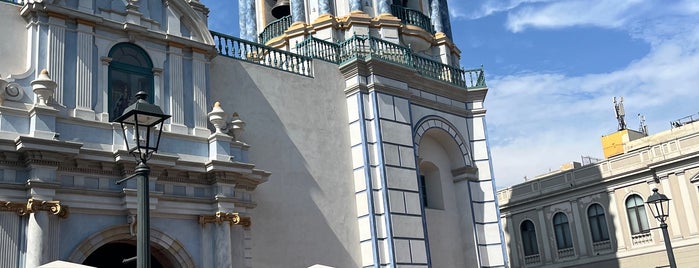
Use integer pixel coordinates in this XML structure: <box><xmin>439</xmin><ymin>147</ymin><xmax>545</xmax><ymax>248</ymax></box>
<box><xmin>201</xmin><ymin>0</ymin><xmax>699</xmax><ymax>188</ymax></box>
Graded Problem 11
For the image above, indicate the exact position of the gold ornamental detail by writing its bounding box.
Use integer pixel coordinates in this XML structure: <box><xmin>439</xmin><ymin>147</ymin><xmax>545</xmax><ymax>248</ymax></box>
<box><xmin>0</xmin><ymin>199</ymin><xmax>69</xmax><ymax>218</ymax></box>
<box><xmin>199</xmin><ymin>212</ymin><xmax>251</xmax><ymax>228</ymax></box>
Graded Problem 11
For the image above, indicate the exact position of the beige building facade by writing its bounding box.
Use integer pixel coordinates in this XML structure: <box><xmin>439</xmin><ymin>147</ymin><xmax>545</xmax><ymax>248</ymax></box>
<box><xmin>498</xmin><ymin>121</ymin><xmax>699</xmax><ymax>267</ymax></box>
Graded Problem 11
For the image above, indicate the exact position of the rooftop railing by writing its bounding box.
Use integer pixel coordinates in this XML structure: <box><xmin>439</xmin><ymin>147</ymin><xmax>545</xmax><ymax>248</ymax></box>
<box><xmin>258</xmin><ymin>15</ymin><xmax>292</xmax><ymax>44</ymax></box>
<box><xmin>390</xmin><ymin>5</ymin><xmax>435</xmax><ymax>34</ymax></box>
<box><xmin>212</xmin><ymin>31</ymin><xmax>312</xmax><ymax>77</ymax></box>
<box><xmin>297</xmin><ymin>35</ymin><xmax>486</xmax><ymax>88</ymax></box>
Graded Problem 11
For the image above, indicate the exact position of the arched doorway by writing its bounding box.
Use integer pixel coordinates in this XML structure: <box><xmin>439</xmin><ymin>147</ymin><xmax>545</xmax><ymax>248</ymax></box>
<box><xmin>69</xmin><ymin>225</ymin><xmax>195</xmax><ymax>267</ymax></box>
<box><xmin>82</xmin><ymin>241</ymin><xmax>171</xmax><ymax>268</ymax></box>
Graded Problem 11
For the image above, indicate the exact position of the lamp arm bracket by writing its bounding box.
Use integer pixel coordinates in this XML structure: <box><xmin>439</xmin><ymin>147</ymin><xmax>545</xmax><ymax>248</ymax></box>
<box><xmin>116</xmin><ymin>172</ymin><xmax>140</xmax><ymax>185</ymax></box>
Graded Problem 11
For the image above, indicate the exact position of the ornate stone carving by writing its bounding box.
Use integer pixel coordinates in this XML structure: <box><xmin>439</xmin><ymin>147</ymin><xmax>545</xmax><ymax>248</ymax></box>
<box><xmin>0</xmin><ymin>199</ymin><xmax>69</xmax><ymax>218</ymax></box>
<box><xmin>199</xmin><ymin>212</ymin><xmax>251</xmax><ymax>228</ymax></box>
<box><xmin>31</xmin><ymin>69</ymin><xmax>57</xmax><ymax>106</ymax></box>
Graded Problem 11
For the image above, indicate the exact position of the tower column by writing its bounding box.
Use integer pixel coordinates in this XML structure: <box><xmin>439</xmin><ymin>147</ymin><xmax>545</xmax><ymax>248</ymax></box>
<box><xmin>214</xmin><ymin>223</ymin><xmax>233</xmax><ymax>267</ymax></box>
<box><xmin>238</xmin><ymin>0</ymin><xmax>247</xmax><ymax>40</ymax></box>
<box><xmin>318</xmin><ymin>0</ymin><xmax>331</xmax><ymax>14</ymax></box>
<box><xmin>245</xmin><ymin>0</ymin><xmax>257</xmax><ymax>42</ymax></box>
<box><xmin>377</xmin><ymin>0</ymin><xmax>391</xmax><ymax>14</ymax></box>
<box><xmin>291</xmin><ymin>0</ymin><xmax>306</xmax><ymax>23</ymax></box>
<box><xmin>349</xmin><ymin>0</ymin><xmax>361</xmax><ymax>11</ymax></box>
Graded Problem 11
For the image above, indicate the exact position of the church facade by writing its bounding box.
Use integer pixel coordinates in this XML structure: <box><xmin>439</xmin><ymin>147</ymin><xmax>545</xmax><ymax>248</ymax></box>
<box><xmin>0</xmin><ymin>0</ymin><xmax>506</xmax><ymax>267</ymax></box>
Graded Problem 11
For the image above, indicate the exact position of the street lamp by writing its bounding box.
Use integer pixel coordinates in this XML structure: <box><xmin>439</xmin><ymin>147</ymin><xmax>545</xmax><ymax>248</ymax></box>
<box><xmin>114</xmin><ymin>91</ymin><xmax>170</xmax><ymax>268</ymax></box>
<box><xmin>646</xmin><ymin>188</ymin><xmax>677</xmax><ymax>268</ymax></box>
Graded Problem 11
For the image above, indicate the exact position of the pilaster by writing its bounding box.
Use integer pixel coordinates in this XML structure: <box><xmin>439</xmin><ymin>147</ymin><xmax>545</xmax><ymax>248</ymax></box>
<box><xmin>570</xmin><ymin>200</ymin><xmax>588</xmax><ymax>256</ymax></box>
<box><xmin>73</xmin><ymin>19</ymin><xmax>96</xmax><ymax>120</ymax></box>
<box><xmin>608</xmin><ymin>190</ymin><xmax>626</xmax><ymax>250</ymax></box>
<box><xmin>536</xmin><ymin>208</ymin><xmax>552</xmax><ymax>263</ymax></box>
<box><xmin>192</xmin><ymin>50</ymin><xmax>209</xmax><ymax>137</ymax></box>
<box><xmin>167</xmin><ymin>43</ymin><xmax>187</xmax><ymax>134</ymax></box>
<box><xmin>676</xmin><ymin>171</ymin><xmax>698</xmax><ymax>234</ymax></box>
<box><xmin>47</xmin><ymin>14</ymin><xmax>66</xmax><ymax>106</ymax></box>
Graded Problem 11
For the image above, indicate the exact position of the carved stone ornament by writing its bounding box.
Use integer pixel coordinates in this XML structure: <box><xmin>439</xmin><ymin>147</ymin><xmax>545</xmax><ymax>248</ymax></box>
<box><xmin>208</xmin><ymin>102</ymin><xmax>227</xmax><ymax>133</ymax></box>
<box><xmin>31</xmin><ymin>69</ymin><xmax>57</xmax><ymax>106</ymax></box>
<box><xmin>0</xmin><ymin>198</ymin><xmax>69</xmax><ymax>218</ymax></box>
<box><xmin>199</xmin><ymin>212</ymin><xmax>251</xmax><ymax>227</ymax></box>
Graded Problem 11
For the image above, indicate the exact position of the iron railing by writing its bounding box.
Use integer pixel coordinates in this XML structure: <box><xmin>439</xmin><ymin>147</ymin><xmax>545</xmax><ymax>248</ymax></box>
<box><xmin>212</xmin><ymin>31</ymin><xmax>313</xmax><ymax>77</ymax></box>
<box><xmin>258</xmin><ymin>15</ymin><xmax>292</xmax><ymax>44</ymax></box>
<box><xmin>390</xmin><ymin>5</ymin><xmax>435</xmax><ymax>34</ymax></box>
<box><xmin>297</xmin><ymin>35</ymin><xmax>486</xmax><ymax>88</ymax></box>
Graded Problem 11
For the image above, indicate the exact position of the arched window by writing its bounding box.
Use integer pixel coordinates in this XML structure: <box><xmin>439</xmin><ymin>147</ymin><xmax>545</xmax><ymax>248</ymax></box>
<box><xmin>553</xmin><ymin>212</ymin><xmax>573</xmax><ymax>249</ymax></box>
<box><xmin>520</xmin><ymin>220</ymin><xmax>539</xmax><ymax>256</ymax></box>
<box><xmin>588</xmin><ymin>204</ymin><xmax>610</xmax><ymax>242</ymax></box>
<box><xmin>108</xmin><ymin>43</ymin><xmax>154</xmax><ymax>121</ymax></box>
<box><xmin>626</xmin><ymin>194</ymin><xmax>650</xmax><ymax>234</ymax></box>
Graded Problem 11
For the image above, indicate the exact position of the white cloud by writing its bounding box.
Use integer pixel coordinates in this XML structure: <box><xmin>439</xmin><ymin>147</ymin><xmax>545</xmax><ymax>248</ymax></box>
<box><xmin>488</xmin><ymin>12</ymin><xmax>699</xmax><ymax>188</ymax></box>
<box><xmin>505</xmin><ymin>0</ymin><xmax>647</xmax><ymax>32</ymax></box>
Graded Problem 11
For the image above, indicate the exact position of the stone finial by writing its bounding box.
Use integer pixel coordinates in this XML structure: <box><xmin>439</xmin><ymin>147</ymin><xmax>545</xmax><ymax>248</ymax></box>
<box><xmin>229</xmin><ymin>112</ymin><xmax>246</xmax><ymax>141</ymax></box>
<box><xmin>31</xmin><ymin>69</ymin><xmax>57</xmax><ymax>106</ymax></box>
<box><xmin>208</xmin><ymin>101</ymin><xmax>227</xmax><ymax>133</ymax></box>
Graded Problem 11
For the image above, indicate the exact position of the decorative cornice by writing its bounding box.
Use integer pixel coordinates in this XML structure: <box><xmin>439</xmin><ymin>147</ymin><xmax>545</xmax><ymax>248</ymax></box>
<box><xmin>198</xmin><ymin>212</ymin><xmax>251</xmax><ymax>228</ymax></box>
<box><xmin>0</xmin><ymin>199</ymin><xmax>69</xmax><ymax>218</ymax></box>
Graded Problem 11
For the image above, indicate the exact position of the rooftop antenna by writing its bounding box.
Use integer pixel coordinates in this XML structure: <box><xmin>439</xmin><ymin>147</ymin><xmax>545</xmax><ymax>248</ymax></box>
<box><xmin>614</xmin><ymin>96</ymin><xmax>627</xmax><ymax>131</ymax></box>
<box><xmin>638</xmin><ymin>113</ymin><xmax>648</xmax><ymax>135</ymax></box>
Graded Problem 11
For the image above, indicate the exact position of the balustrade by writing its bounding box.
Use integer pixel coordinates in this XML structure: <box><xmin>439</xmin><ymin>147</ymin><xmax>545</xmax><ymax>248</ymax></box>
<box><xmin>259</xmin><ymin>15</ymin><xmax>292</xmax><ymax>44</ymax></box>
<box><xmin>390</xmin><ymin>5</ymin><xmax>435</xmax><ymax>34</ymax></box>
<box><xmin>212</xmin><ymin>31</ymin><xmax>313</xmax><ymax>77</ymax></box>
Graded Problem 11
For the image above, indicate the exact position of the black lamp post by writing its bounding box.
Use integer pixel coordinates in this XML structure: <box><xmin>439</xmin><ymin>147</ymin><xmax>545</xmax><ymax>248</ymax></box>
<box><xmin>646</xmin><ymin>188</ymin><xmax>677</xmax><ymax>268</ymax></box>
<box><xmin>114</xmin><ymin>91</ymin><xmax>170</xmax><ymax>268</ymax></box>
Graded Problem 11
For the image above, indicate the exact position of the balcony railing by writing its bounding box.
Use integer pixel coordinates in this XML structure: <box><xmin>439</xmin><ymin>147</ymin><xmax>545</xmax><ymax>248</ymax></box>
<box><xmin>212</xmin><ymin>31</ymin><xmax>312</xmax><ymax>77</ymax></box>
<box><xmin>524</xmin><ymin>254</ymin><xmax>541</xmax><ymax>265</ymax></box>
<box><xmin>390</xmin><ymin>5</ymin><xmax>435</xmax><ymax>34</ymax></box>
<box><xmin>631</xmin><ymin>232</ymin><xmax>653</xmax><ymax>246</ymax></box>
<box><xmin>297</xmin><ymin>35</ymin><xmax>486</xmax><ymax>89</ymax></box>
<box><xmin>557</xmin><ymin>247</ymin><xmax>575</xmax><ymax>259</ymax></box>
<box><xmin>259</xmin><ymin>15</ymin><xmax>292</xmax><ymax>44</ymax></box>
<box><xmin>592</xmin><ymin>240</ymin><xmax>612</xmax><ymax>252</ymax></box>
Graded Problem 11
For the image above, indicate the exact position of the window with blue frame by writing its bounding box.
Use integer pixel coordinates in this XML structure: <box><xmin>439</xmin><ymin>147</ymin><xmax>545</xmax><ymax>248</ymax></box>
<box><xmin>553</xmin><ymin>212</ymin><xmax>573</xmax><ymax>249</ymax></box>
<box><xmin>108</xmin><ymin>43</ymin><xmax>154</xmax><ymax>121</ymax></box>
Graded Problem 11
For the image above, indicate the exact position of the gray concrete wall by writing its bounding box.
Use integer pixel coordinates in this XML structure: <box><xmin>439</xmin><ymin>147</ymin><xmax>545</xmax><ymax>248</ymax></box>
<box><xmin>209</xmin><ymin>57</ymin><xmax>362</xmax><ymax>267</ymax></box>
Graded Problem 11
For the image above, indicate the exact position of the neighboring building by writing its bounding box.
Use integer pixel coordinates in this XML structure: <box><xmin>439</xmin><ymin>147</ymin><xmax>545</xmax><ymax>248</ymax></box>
<box><xmin>498</xmin><ymin>120</ymin><xmax>699</xmax><ymax>267</ymax></box>
<box><xmin>0</xmin><ymin>0</ymin><xmax>506</xmax><ymax>267</ymax></box>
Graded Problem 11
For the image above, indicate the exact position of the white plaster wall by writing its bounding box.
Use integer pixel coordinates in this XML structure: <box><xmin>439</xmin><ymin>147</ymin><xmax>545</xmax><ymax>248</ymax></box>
<box><xmin>209</xmin><ymin>58</ymin><xmax>362</xmax><ymax>267</ymax></box>
<box><xmin>419</xmin><ymin>135</ymin><xmax>479</xmax><ymax>267</ymax></box>
<box><xmin>0</xmin><ymin>2</ymin><xmax>28</xmax><ymax>77</ymax></box>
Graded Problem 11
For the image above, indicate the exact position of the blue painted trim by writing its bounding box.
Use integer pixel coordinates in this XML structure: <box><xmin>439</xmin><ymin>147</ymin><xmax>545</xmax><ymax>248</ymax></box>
<box><xmin>356</xmin><ymin>93</ymin><xmax>381</xmax><ymax>268</ymax></box>
<box><xmin>371</xmin><ymin>91</ymin><xmax>396</xmax><ymax>267</ymax></box>
<box><xmin>481</xmin><ymin>116</ymin><xmax>510</xmax><ymax>267</ymax></box>
<box><xmin>467</xmin><ymin>180</ymin><xmax>485</xmax><ymax>266</ymax></box>
<box><xmin>409</xmin><ymin>97</ymin><xmax>433</xmax><ymax>267</ymax></box>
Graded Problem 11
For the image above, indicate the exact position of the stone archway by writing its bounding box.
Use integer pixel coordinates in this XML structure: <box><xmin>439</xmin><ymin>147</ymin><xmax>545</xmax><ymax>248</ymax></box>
<box><xmin>68</xmin><ymin>225</ymin><xmax>195</xmax><ymax>267</ymax></box>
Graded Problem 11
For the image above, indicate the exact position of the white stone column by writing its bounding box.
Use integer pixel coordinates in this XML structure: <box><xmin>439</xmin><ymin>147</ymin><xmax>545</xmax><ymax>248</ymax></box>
<box><xmin>201</xmin><ymin>223</ymin><xmax>213</xmax><ymax>267</ymax></box>
<box><xmin>47</xmin><ymin>15</ymin><xmax>65</xmax><ymax>105</ymax></box>
<box><xmin>0</xmin><ymin>214</ymin><xmax>21</xmax><ymax>268</ymax></box>
<box><xmin>676</xmin><ymin>171</ymin><xmax>698</xmax><ymax>234</ymax></box>
<box><xmin>659</xmin><ymin>177</ymin><xmax>680</xmax><ymax>237</ymax></box>
<box><xmin>536</xmin><ymin>208</ymin><xmax>552</xmax><ymax>263</ymax></box>
<box><xmin>26</xmin><ymin>211</ymin><xmax>49</xmax><ymax>267</ymax></box>
<box><xmin>214</xmin><ymin>223</ymin><xmax>233</xmax><ymax>268</ymax></box>
<box><xmin>153</xmin><ymin>68</ymin><xmax>164</xmax><ymax>109</ymax></box>
<box><xmin>167</xmin><ymin>45</ymin><xmax>187</xmax><ymax>133</ymax></box>
<box><xmin>608</xmin><ymin>190</ymin><xmax>626</xmax><ymax>250</ymax></box>
<box><xmin>73</xmin><ymin>20</ymin><xmax>95</xmax><ymax>120</ymax></box>
<box><xmin>570</xmin><ymin>200</ymin><xmax>587</xmax><ymax>256</ymax></box>
<box><xmin>192</xmin><ymin>51</ymin><xmax>209</xmax><ymax>137</ymax></box>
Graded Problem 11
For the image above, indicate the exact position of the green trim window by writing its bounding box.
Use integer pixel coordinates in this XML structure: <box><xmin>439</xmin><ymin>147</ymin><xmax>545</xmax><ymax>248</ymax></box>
<box><xmin>108</xmin><ymin>43</ymin><xmax>154</xmax><ymax>121</ymax></box>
